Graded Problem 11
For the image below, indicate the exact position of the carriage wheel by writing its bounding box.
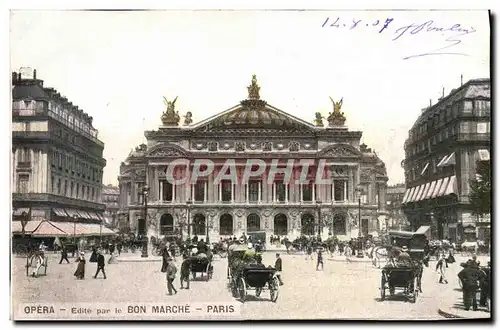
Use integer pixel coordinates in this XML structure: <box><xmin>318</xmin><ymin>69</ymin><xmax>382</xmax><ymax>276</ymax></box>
<box><xmin>380</xmin><ymin>275</ymin><xmax>386</xmax><ymax>300</ymax></box>
<box><xmin>239</xmin><ymin>278</ymin><xmax>247</xmax><ymax>302</ymax></box>
<box><xmin>205</xmin><ymin>263</ymin><xmax>212</xmax><ymax>281</ymax></box>
<box><xmin>411</xmin><ymin>277</ymin><xmax>418</xmax><ymax>303</ymax></box>
<box><xmin>230</xmin><ymin>278</ymin><xmax>239</xmax><ymax>298</ymax></box>
<box><xmin>269</xmin><ymin>277</ymin><xmax>279</xmax><ymax>302</ymax></box>
<box><xmin>43</xmin><ymin>256</ymin><xmax>48</xmax><ymax>276</ymax></box>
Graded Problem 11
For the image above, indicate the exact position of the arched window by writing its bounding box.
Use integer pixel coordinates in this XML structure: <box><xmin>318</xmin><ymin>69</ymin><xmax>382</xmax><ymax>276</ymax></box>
<box><xmin>247</xmin><ymin>213</ymin><xmax>260</xmax><ymax>232</ymax></box>
<box><xmin>193</xmin><ymin>214</ymin><xmax>206</xmax><ymax>236</ymax></box>
<box><xmin>219</xmin><ymin>214</ymin><xmax>233</xmax><ymax>235</ymax></box>
<box><xmin>160</xmin><ymin>213</ymin><xmax>174</xmax><ymax>235</ymax></box>
<box><xmin>333</xmin><ymin>214</ymin><xmax>346</xmax><ymax>235</ymax></box>
<box><xmin>301</xmin><ymin>213</ymin><xmax>315</xmax><ymax>236</ymax></box>
<box><xmin>274</xmin><ymin>213</ymin><xmax>288</xmax><ymax>235</ymax></box>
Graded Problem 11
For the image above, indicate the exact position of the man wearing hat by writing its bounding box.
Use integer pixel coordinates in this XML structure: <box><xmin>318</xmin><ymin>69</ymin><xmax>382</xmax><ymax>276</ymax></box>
<box><xmin>316</xmin><ymin>247</ymin><xmax>324</xmax><ymax>271</ymax></box>
<box><xmin>166</xmin><ymin>257</ymin><xmax>178</xmax><ymax>295</ymax></box>
<box><xmin>93</xmin><ymin>249</ymin><xmax>106</xmax><ymax>279</ymax></box>
<box><xmin>274</xmin><ymin>253</ymin><xmax>284</xmax><ymax>286</ymax></box>
<box><xmin>397</xmin><ymin>246</ymin><xmax>412</xmax><ymax>266</ymax></box>
<box><xmin>458</xmin><ymin>261</ymin><xmax>485</xmax><ymax>311</ymax></box>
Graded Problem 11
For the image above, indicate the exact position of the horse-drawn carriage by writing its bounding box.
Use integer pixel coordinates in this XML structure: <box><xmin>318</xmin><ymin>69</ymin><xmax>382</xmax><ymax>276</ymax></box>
<box><xmin>26</xmin><ymin>250</ymin><xmax>49</xmax><ymax>277</ymax></box>
<box><xmin>227</xmin><ymin>243</ymin><xmax>280</xmax><ymax>303</ymax></box>
<box><xmin>379</xmin><ymin>230</ymin><xmax>429</xmax><ymax>303</ymax></box>
<box><xmin>191</xmin><ymin>253</ymin><xmax>213</xmax><ymax>281</ymax></box>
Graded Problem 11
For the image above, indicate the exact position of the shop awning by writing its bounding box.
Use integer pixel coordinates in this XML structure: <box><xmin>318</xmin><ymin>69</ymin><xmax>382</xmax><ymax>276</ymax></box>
<box><xmin>12</xmin><ymin>220</ymin><xmax>43</xmax><ymax>234</ymax></box>
<box><xmin>441</xmin><ymin>152</ymin><xmax>456</xmax><ymax>167</ymax></box>
<box><xmin>437</xmin><ymin>155</ymin><xmax>448</xmax><ymax>167</ymax></box>
<box><xmin>436</xmin><ymin>176</ymin><xmax>450</xmax><ymax>197</ymax></box>
<box><xmin>96</xmin><ymin>213</ymin><xmax>105</xmax><ymax>221</ymax></box>
<box><xmin>65</xmin><ymin>209</ymin><xmax>79</xmax><ymax>218</ymax></box>
<box><xmin>431</xmin><ymin>179</ymin><xmax>443</xmax><ymax>199</ymax></box>
<box><xmin>444</xmin><ymin>175</ymin><xmax>458</xmax><ymax>196</ymax></box>
<box><xmin>402</xmin><ymin>188</ymin><xmax>412</xmax><ymax>204</ymax></box>
<box><xmin>79</xmin><ymin>223</ymin><xmax>117</xmax><ymax>236</ymax></box>
<box><xmin>414</xmin><ymin>184</ymin><xmax>427</xmax><ymax>202</ymax></box>
<box><xmin>409</xmin><ymin>186</ymin><xmax>421</xmax><ymax>203</ymax></box>
<box><xmin>31</xmin><ymin>221</ymin><xmax>67</xmax><ymax>237</ymax></box>
<box><xmin>420</xmin><ymin>162</ymin><xmax>429</xmax><ymax>175</ymax></box>
<box><xmin>424</xmin><ymin>180</ymin><xmax>437</xmax><ymax>200</ymax></box>
<box><xmin>13</xmin><ymin>208</ymin><xmax>30</xmax><ymax>216</ymax></box>
<box><xmin>52</xmin><ymin>208</ymin><xmax>68</xmax><ymax>217</ymax></box>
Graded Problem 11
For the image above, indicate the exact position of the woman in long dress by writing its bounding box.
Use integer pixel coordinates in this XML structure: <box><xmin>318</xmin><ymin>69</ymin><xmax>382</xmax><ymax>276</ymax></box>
<box><xmin>74</xmin><ymin>252</ymin><xmax>86</xmax><ymax>279</ymax></box>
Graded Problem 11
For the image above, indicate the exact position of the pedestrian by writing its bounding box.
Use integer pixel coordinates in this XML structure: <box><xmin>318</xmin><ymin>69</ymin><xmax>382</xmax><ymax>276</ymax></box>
<box><xmin>116</xmin><ymin>242</ymin><xmax>122</xmax><ymax>256</ymax></box>
<box><xmin>316</xmin><ymin>247</ymin><xmax>324</xmax><ymax>271</ymax></box>
<box><xmin>89</xmin><ymin>246</ymin><xmax>97</xmax><ymax>263</ymax></box>
<box><xmin>458</xmin><ymin>261</ymin><xmax>485</xmax><ymax>311</ymax></box>
<box><xmin>180</xmin><ymin>256</ymin><xmax>192</xmax><ymax>290</ymax></box>
<box><xmin>306</xmin><ymin>244</ymin><xmax>313</xmax><ymax>260</ymax></box>
<box><xmin>166</xmin><ymin>257</ymin><xmax>178</xmax><ymax>295</ymax></box>
<box><xmin>161</xmin><ymin>246</ymin><xmax>170</xmax><ymax>273</ymax></box>
<box><xmin>479</xmin><ymin>262</ymin><xmax>491</xmax><ymax>308</ymax></box>
<box><xmin>93</xmin><ymin>250</ymin><xmax>107</xmax><ymax>279</ymax></box>
<box><xmin>345</xmin><ymin>244</ymin><xmax>352</xmax><ymax>263</ymax></box>
<box><xmin>436</xmin><ymin>253</ymin><xmax>448</xmax><ymax>284</ymax></box>
<box><xmin>74</xmin><ymin>252</ymin><xmax>86</xmax><ymax>280</ymax></box>
<box><xmin>59</xmin><ymin>246</ymin><xmax>70</xmax><ymax>264</ymax></box>
<box><xmin>274</xmin><ymin>253</ymin><xmax>284</xmax><ymax>285</ymax></box>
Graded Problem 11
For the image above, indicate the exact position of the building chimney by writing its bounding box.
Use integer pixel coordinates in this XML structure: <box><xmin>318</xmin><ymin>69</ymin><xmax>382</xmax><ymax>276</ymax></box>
<box><xmin>429</xmin><ymin>99</ymin><xmax>432</xmax><ymax>107</ymax></box>
<box><xmin>442</xmin><ymin>87</ymin><xmax>445</xmax><ymax>98</ymax></box>
<box><xmin>461</xmin><ymin>74</ymin><xmax>463</xmax><ymax>86</ymax></box>
<box><xmin>12</xmin><ymin>72</ymin><xmax>17</xmax><ymax>85</ymax></box>
<box><xmin>33</xmin><ymin>69</ymin><xmax>37</xmax><ymax>79</ymax></box>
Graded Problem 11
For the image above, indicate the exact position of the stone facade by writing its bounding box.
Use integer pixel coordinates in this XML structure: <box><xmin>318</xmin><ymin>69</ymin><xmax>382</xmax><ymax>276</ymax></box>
<box><xmin>12</xmin><ymin>67</ymin><xmax>106</xmax><ymax>226</ymax></box>
<box><xmin>118</xmin><ymin>76</ymin><xmax>388</xmax><ymax>241</ymax></box>
<box><xmin>102</xmin><ymin>184</ymin><xmax>120</xmax><ymax>228</ymax></box>
<box><xmin>401</xmin><ymin>78</ymin><xmax>491</xmax><ymax>242</ymax></box>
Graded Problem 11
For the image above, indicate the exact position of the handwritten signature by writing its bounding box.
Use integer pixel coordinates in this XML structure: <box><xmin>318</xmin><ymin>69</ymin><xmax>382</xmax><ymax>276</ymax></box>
<box><xmin>321</xmin><ymin>17</ymin><xmax>476</xmax><ymax>60</ymax></box>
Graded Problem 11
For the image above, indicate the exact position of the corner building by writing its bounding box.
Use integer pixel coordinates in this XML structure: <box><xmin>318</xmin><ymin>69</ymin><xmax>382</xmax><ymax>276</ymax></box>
<box><xmin>401</xmin><ymin>78</ymin><xmax>490</xmax><ymax>242</ymax></box>
<box><xmin>118</xmin><ymin>76</ymin><xmax>388</xmax><ymax>241</ymax></box>
<box><xmin>12</xmin><ymin>68</ymin><xmax>106</xmax><ymax>229</ymax></box>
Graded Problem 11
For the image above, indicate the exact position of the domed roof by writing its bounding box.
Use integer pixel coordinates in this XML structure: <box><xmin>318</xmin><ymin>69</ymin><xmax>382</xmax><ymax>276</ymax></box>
<box><xmin>218</xmin><ymin>106</ymin><xmax>295</xmax><ymax>127</ymax></box>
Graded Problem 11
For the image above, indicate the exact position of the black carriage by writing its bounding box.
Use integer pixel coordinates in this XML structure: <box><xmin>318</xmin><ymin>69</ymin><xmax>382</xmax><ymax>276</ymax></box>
<box><xmin>237</xmin><ymin>267</ymin><xmax>280</xmax><ymax>303</ymax></box>
<box><xmin>380</xmin><ymin>266</ymin><xmax>419</xmax><ymax>303</ymax></box>
<box><xmin>191</xmin><ymin>255</ymin><xmax>213</xmax><ymax>281</ymax></box>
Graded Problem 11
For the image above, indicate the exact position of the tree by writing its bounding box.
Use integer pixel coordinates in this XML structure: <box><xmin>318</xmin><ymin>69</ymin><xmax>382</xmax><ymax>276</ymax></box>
<box><xmin>469</xmin><ymin>160</ymin><xmax>491</xmax><ymax>217</ymax></box>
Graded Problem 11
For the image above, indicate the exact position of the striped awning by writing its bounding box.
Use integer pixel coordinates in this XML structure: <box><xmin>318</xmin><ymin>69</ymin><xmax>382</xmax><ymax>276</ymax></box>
<box><xmin>53</xmin><ymin>208</ymin><xmax>68</xmax><ymax>217</ymax></box>
<box><xmin>31</xmin><ymin>221</ymin><xmax>67</xmax><ymax>237</ymax></box>
<box><xmin>65</xmin><ymin>209</ymin><xmax>79</xmax><ymax>218</ymax></box>
<box><xmin>441</xmin><ymin>152</ymin><xmax>456</xmax><ymax>167</ymax></box>
<box><xmin>437</xmin><ymin>177</ymin><xmax>450</xmax><ymax>197</ymax></box>
<box><xmin>424</xmin><ymin>181</ymin><xmax>436</xmax><ymax>200</ymax></box>
<box><xmin>420</xmin><ymin>162</ymin><xmax>429</xmax><ymax>175</ymax></box>
<box><xmin>444</xmin><ymin>176</ymin><xmax>458</xmax><ymax>196</ymax></box>
<box><xmin>13</xmin><ymin>208</ymin><xmax>30</xmax><ymax>216</ymax></box>
<box><xmin>12</xmin><ymin>220</ymin><xmax>43</xmax><ymax>234</ymax></box>
<box><xmin>431</xmin><ymin>179</ymin><xmax>444</xmax><ymax>199</ymax></box>
<box><xmin>402</xmin><ymin>188</ymin><xmax>412</xmax><ymax>204</ymax></box>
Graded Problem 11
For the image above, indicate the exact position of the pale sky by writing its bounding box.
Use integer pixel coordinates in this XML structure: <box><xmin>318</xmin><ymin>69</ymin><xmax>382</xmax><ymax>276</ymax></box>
<box><xmin>10</xmin><ymin>10</ymin><xmax>490</xmax><ymax>186</ymax></box>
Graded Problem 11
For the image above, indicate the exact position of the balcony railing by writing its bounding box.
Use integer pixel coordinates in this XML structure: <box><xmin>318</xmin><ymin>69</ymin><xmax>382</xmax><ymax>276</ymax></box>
<box><xmin>12</xmin><ymin>131</ymin><xmax>50</xmax><ymax>139</ymax></box>
<box><xmin>12</xmin><ymin>108</ymin><xmax>46</xmax><ymax>116</ymax></box>
<box><xmin>454</xmin><ymin>133</ymin><xmax>490</xmax><ymax>142</ymax></box>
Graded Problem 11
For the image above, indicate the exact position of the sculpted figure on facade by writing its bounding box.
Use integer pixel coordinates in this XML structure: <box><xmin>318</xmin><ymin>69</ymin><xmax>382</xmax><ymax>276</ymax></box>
<box><xmin>314</xmin><ymin>112</ymin><xmax>324</xmax><ymax>127</ymax></box>
<box><xmin>327</xmin><ymin>96</ymin><xmax>346</xmax><ymax>127</ymax></box>
<box><xmin>183</xmin><ymin>111</ymin><xmax>193</xmax><ymax>125</ymax></box>
<box><xmin>161</xmin><ymin>96</ymin><xmax>181</xmax><ymax>126</ymax></box>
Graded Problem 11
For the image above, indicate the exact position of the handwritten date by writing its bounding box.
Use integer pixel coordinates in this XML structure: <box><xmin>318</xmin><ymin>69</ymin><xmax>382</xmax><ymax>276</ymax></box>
<box><xmin>321</xmin><ymin>17</ymin><xmax>476</xmax><ymax>60</ymax></box>
<box><xmin>321</xmin><ymin>17</ymin><xmax>394</xmax><ymax>33</ymax></box>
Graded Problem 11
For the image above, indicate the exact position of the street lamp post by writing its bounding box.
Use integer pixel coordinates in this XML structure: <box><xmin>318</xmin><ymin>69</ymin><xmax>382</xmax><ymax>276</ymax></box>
<box><xmin>141</xmin><ymin>185</ymin><xmax>150</xmax><ymax>258</ymax></box>
<box><xmin>21</xmin><ymin>211</ymin><xmax>30</xmax><ymax>277</ymax></box>
<box><xmin>73</xmin><ymin>215</ymin><xmax>77</xmax><ymax>244</ymax></box>
<box><xmin>316</xmin><ymin>199</ymin><xmax>322</xmax><ymax>237</ymax></box>
<box><xmin>355</xmin><ymin>185</ymin><xmax>364</xmax><ymax>258</ymax></box>
<box><xmin>186</xmin><ymin>199</ymin><xmax>193</xmax><ymax>239</ymax></box>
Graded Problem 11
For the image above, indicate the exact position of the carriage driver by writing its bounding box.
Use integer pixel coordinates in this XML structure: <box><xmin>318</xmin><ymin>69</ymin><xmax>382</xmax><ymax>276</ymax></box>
<box><xmin>397</xmin><ymin>246</ymin><xmax>412</xmax><ymax>266</ymax></box>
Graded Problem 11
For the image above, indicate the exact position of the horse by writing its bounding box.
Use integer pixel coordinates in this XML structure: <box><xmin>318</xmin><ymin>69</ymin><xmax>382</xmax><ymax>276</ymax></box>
<box><xmin>368</xmin><ymin>246</ymin><xmax>389</xmax><ymax>268</ymax></box>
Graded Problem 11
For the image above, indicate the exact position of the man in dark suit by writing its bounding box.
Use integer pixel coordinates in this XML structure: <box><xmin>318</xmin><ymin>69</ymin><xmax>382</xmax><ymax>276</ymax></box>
<box><xmin>59</xmin><ymin>246</ymin><xmax>70</xmax><ymax>264</ymax></box>
<box><xmin>93</xmin><ymin>250</ymin><xmax>107</xmax><ymax>279</ymax></box>
<box><xmin>458</xmin><ymin>262</ymin><xmax>484</xmax><ymax>311</ymax></box>
<box><xmin>274</xmin><ymin>253</ymin><xmax>284</xmax><ymax>285</ymax></box>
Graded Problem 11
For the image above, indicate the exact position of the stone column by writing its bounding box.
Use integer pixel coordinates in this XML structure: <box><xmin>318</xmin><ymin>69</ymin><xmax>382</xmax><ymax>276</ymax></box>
<box><xmin>343</xmin><ymin>181</ymin><xmax>347</xmax><ymax>202</ymax></box>
<box><xmin>258</xmin><ymin>181</ymin><xmax>262</xmax><ymax>203</ymax></box>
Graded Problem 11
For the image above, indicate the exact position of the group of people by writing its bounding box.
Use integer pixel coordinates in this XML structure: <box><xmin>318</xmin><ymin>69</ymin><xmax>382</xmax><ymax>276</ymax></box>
<box><xmin>458</xmin><ymin>255</ymin><xmax>491</xmax><ymax>311</ymax></box>
<box><xmin>72</xmin><ymin>248</ymin><xmax>108</xmax><ymax>280</ymax></box>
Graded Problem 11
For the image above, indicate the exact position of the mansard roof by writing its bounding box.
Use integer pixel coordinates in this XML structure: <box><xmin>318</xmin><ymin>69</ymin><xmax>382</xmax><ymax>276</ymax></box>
<box><xmin>190</xmin><ymin>102</ymin><xmax>318</xmax><ymax>133</ymax></box>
